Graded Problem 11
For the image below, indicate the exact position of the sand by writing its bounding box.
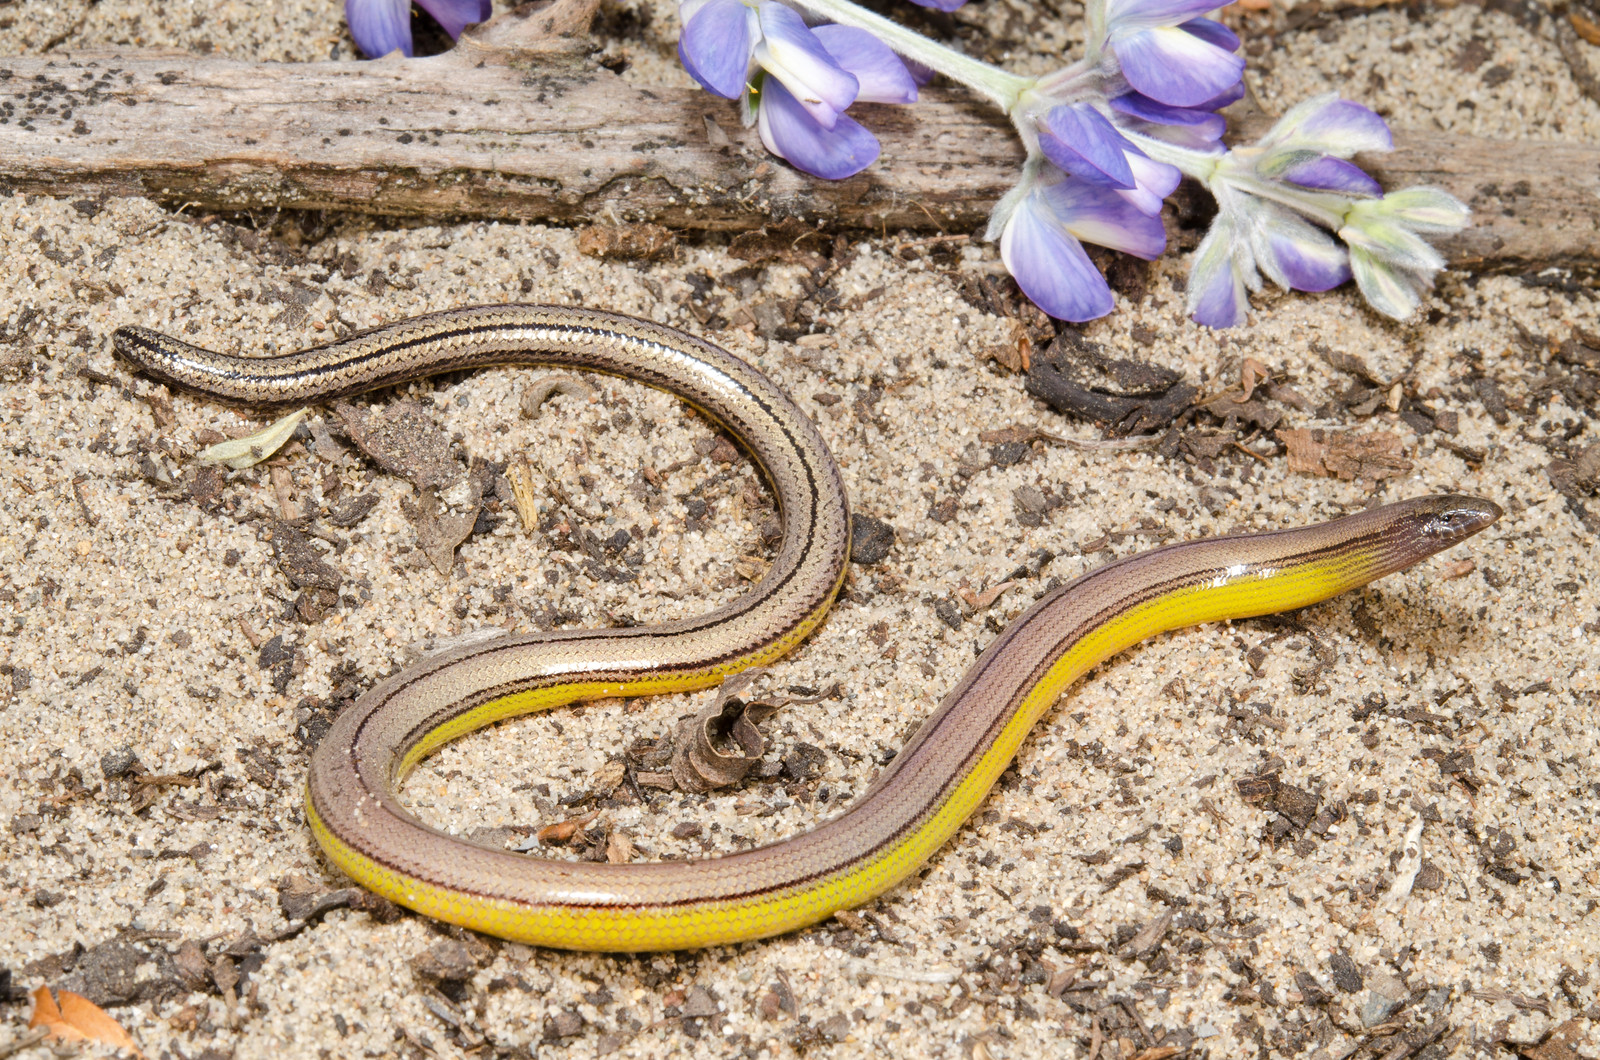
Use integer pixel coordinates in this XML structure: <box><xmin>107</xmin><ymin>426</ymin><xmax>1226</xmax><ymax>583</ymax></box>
<box><xmin>1</xmin><ymin>0</ymin><xmax>1597</xmax><ymax>1058</ymax></box>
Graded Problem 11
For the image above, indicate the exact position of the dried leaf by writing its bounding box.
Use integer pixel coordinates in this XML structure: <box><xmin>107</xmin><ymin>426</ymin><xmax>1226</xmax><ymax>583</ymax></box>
<box><xmin>336</xmin><ymin>400</ymin><xmax>458</xmax><ymax>489</ymax></box>
<box><xmin>29</xmin><ymin>987</ymin><xmax>143</xmax><ymax>1057</ymax></box>
<box><xmin>520</xmin><ymin>373</ymin><xmax>597</xmax><ymax>417</ymax></box>
<box><xmin>670</xmin><ymin>670</ymin><xmax>780</xmax><ymax>793</ymax></box>
<box><xmin>537</xmin><ymin>809</ymin><xmax>599</xmax><ymax>845</ymax></box>
<box><xmin>1199</xmin><ymin>358</ymin><xmax>1282</xmax><ymax>430</ymax></box>
<box><xmin>1122</xmin><ymin>910</ymin><xmax>1174</xmax><ymax>960</ymax></box>
<box><xmin>1279</xmin><ymin>428</ymin><xmax>1413</xmax><ymax>481</ymax></box>
<box><xmin>197</xmin><ymin>407</ymin><xmax>308</xmax><ymax>469</ymax></box>
<box><xmin>1239</xmin><ymin>357</ymin><xmax>1272</xmax><ymax>399</ymax></box>
<box><xmin>409</xmin><ymin>477</ymin><xmax>485</xmax><ymax>575</ymax></box>
<box><xmin>965</xmin><ymin>580</ymin><xmax>1017</xmax><ymax>611</ymax></box>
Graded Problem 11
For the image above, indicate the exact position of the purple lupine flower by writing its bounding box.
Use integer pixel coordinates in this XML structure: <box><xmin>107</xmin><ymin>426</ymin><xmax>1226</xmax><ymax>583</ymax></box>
<box><xmin>759</xmin><ymin>25</ymin><xmax>917</xmax><ymax>179</ymax></box>
<box><xmin>1239</xmin><ymin>95</ymin><xmax>1391</xmax><ymax>200</ymax></box>
<box><xmin>1186</xmin><ymin>205</ymin><xmax>1353</xmax><ymax>329</ymax></box>
<box><xmin>1035</xmin><ymin>103</ymin><xmax>1180</xmax><ymax>215</ymax></box>
<box><xmin>678</xmin><ymin>1</ymin><xmax>916</xmax><ymax>180</ymax></box>
<box><xmin>1102</xmin><ymin>0</ymin><xmax>1245</xmax><ymax>107</ymax></box>
<box><xmin>1187</xmin><ymin>215</ymin><xmax>1249</xmax><ymax>328</ymax></box>
<box><xmin>999</xmin><ymin>169</ymin><xmax>1167</xmax><ymax>322</ymax></box>
<box><xmin>1188</xmin><ymin>94</ymin><xmax>1465</xmax><ymax>325</ymax></box>
<box><xmin>346</xmin><ymin>0</ymin><xmax>489</xmax><ymax>57</ymax></box>
<box><xmin>905</xmin><ymin>0</ymin><xmax>968</xmax><ymax>9</ymax></box>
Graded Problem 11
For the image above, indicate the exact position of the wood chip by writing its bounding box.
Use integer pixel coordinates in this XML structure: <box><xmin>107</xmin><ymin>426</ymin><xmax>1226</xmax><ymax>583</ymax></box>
<box><xmin>604</xmin><ymin>830</ymin><xmax>633</xmax><ymax>864</ymax></box>
<box><xmin>506</xmin><ymin>457</ymin><xmax>540</xmax><ymax>530</ymax></box>
<box><xmin>978</xmin><ymin>319</ymin><xmax>1032</xmax><ymax>373</ymax></box>
<box><xmin>576</xmin><ymin>223</ymin><xmax>675</xmax><ymax>262</ymax></box>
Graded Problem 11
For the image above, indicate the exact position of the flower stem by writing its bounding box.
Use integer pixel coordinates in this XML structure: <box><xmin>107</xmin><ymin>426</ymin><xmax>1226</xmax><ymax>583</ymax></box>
<box><xmin>787</xmin><ymin>0</ymin><xmax>1031</xmax><ymax>110</ymax></box>
<box><xmin>1122</xmin><ymin>130</ymin><xmax>1223</xmax><ymax>183</ymax></box>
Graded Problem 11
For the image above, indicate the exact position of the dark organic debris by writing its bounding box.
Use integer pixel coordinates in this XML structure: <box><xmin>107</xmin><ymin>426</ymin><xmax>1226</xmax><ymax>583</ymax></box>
<box><xmin>410</xmin><ymin>940</ymin><xmax>482</xmax><ymax>983</ymax></box>
<box><xmin>728</xmin><ymin>218</ymin><xmax>830</xmax><ymax>269</ymax></box>
<box><xmin>1026</xmin><ymin>333</ymin><xmax>1195</xmax><ymax>435</ymax></box>
<box><xmin>850</xmin><ymin>515</ymin><xmax>895</xmax><ymax>565</ymax></box>
<box><xmin>1547</xmin><ymin>441</ymin><xmax>1600</xmax><ymax>497</ymax></box>
<box><xmin>326</xmin><ymin>490</ymin><xmax>379</xmax><ymax>528</ymax></box>
<box><xmin>269</xmin><ymin>522</ymin><xmax>342</xmax><ymax>591</ymax></box>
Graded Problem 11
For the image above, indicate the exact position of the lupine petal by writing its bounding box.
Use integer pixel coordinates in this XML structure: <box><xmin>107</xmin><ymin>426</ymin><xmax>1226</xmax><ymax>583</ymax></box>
<box><xmin>347</xmin><ymin>0</ymin><xmax>413</xmax><ymax>57</ymax></box>
<box><xmin>1037</xmin><ymin>104</ymin><xmax>1137</xmax><ymax>190</ymax></box>
<box><xmin>754</xmin><ymin>3</ymin><xmax>858</xmax><ymax>129</ymax></box>
<box><xmin>1297</xmin><ymin>98</ymin><xmax>1392</xmax><ymax>154</ymax></box>
<box><xmin>1264</xmin><ymin>94</ymin><xmax>1392</xmax><ymax>156</ymax></box>
<box><xmin>1350</xmin><ymin>248</ymin><xmax>1422</xmax><ymax>319</ymax></box>
<box><xmin>1113</xmin><ymin>152</ymin><xmax>1183</xmax><ymax>215</ymax></box>
<box><xmin>1105</xmin><ymin>0</ymin><xmax>1225</xmax><ymax>32</ymax></box>
<box><xmin>678</xmin><ymin>0</ymin><xmax>754</xmax><ymax>99</ymax></box>
<box><xmin>1271</xmin><ymin>233</ymin><xmax>1350</xmax><ymax>291</ymax></box>
<box><xmin>905</xmin><ymin>0</ymin><xmax>968</xmax><ymax>10</ymax></box>
<box><xmin>1001</xmin><ymin>194</ymin><xmax>1115</xmax><ymax>322</ymax></box>
<box><xmin>1194</xmin><ymin>80</ymin><xmax>1245</xmax><ymax>110</ymax></box>
<box><xmin>1112</xmin><ymin>26</ymin><xmax>1245</xmax><ymax>107</ymax></box>
<box><xmin>1178</xmin><ymin>17</ymin><xmax>1239</xmax><ymax>52</ymax></box>
<box><xmin>1110</xmin><ymin>93</ymin><xmax>1227</xmax><ymax>148</ymax></box>
<box><xmin>813</xmin><ymin>25</ymin><xmax>916</xmax><ymax>104</ymax></box>
<box><xmin>1110</xmin><ymin>91</ymin><xmax>1224</xmax><ymax>128</ymax></box>
<box><xmin>1252</xmin><ymin>213</ymin><xmax>1350</xmax><ymax>291</ymax></box>
<box><xmin>1043</xmin><ymin>178</ymin><xmax>1168</xmax><ymax>259</ymax></box>
<box><xmin>1279</xmin><ymin>155</ymin><xmax>1383</xmax><ymax>196</ymax></box>
<box><xmin>1188</xmin><ymin>222</ymin><xmax>1249</xmax><ymax>327</ymax></box>
<box><xmin>1128</xmin><ymin>153</ymin><xmax>1181</xmax><ymax>200</ymax></box>
<box><xmin>758</xmin><ymin>76</ymin><xmax>880</xmax><ymax>179</ymax></box>
<box><xmin>1373</xmin><ymin>188</ymin><xmax>1471</xmax><ymax>233</ymax></box>
<box><xmin>415</xmin><ymin>0</ymin><xmax>489</xmax><ymax>39</ymax></box>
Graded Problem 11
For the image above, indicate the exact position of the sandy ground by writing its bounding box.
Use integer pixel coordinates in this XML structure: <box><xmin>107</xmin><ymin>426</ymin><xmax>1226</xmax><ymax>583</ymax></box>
<box><xmin>1</xmin><ymin>1</ymin><xmax>1598</xmax><ymax>1059</ymax></box>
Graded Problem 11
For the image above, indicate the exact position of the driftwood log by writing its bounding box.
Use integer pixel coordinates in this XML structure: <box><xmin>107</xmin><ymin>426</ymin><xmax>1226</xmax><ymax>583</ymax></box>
<box><xmin>0</xmin><ymin>0</ymin><xmax>1595</xmax><ymax>266</ymax></box>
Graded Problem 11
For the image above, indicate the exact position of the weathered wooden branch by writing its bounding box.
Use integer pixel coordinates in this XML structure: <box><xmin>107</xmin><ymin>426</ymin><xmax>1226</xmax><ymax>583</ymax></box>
<box><xmin>0</xmin><ymin>1</ymin><xmax>1595</xmax><ymax>265</ymax></box>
